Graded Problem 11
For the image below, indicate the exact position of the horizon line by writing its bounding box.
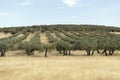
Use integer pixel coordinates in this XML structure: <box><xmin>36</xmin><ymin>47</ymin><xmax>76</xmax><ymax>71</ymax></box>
<box><xmin>0</xmin><ymin>23</ymin><xmax>120</xmax><ymax>28</ymax></box>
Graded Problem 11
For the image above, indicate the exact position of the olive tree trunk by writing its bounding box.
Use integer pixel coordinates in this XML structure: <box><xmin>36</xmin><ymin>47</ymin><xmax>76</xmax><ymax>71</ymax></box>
<box><xmin>96</xmin><ymin>49</ymin><xmax>100</xmax><ymax>53</ymax></box>
<box><xmin>109</xmin><ymin>49</ymin><xmax>115</xmax><ymax>56</ymax></box>
<box><xmin>91</xmin><ymin>49</ymin><xmax>95</xmax><ymax>55</ymax></box>
<box><xmin>59</xmin><ymin>51</ymin><xmax>62</xmax><ymax>54</ymax></box>
<box><xmin>86</xmin><ymin>50</ymin><xmax>91</xmax><ymax>56</ymax></box>
<box><xmin>102</xmin><ymin>49</ymin><xmax>108</xmax><ymax>56</ymax></box>
<box><xmin>69</xmin><ymin>50</ymin><xmax>71</xmax><ymax>56</ymax></box>
<box><xmin>0</xmin><ymin>50</ymin><xmax>6</xmax><ymax>57</ymax></box>
<box><xmin>25</xmin><ymin>50</ymin><xmax>34</xmax><ymax>56</ymax></box>
<box><xmin>45</xmin><ymin>49</ymin><xmax>48</xmax><ymax>57</ymax></box>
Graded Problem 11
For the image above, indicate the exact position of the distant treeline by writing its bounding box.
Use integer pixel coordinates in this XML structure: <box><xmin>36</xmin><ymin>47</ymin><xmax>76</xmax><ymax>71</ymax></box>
<box><xmin>0</xmin><ymin>24</ymin><xmax>120</xmax><ymax>34</ymax></box>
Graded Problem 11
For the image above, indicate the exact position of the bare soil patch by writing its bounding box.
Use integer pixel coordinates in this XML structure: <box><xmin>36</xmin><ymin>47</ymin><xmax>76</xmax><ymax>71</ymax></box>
<box><xmin>40</xmin><ymin>33</ymin><xmax>49</xmax><ymax>44</ymax></box>
<box><xmin>0</xmin><ymin>32</ymin><xmax>12</xmax><ymax>38</ymax></box>
<box><xmin>16</xmin><ymin>34</ymin><xmax>24</xmax><ymax>38</ymax></box>
<box><xmin>23</xmin><ymin>33</ymin><xmax>35</xmax><ymax>42</ymax></box>
<box><xmin>51</xmin><ymin>33</ymin><xmax>60</xmax><ymax>40</ymax></box>
<box><xmin>110</xmin><ymin>32</ymin><xmax>120</xmax><ymax>34</ymax></box>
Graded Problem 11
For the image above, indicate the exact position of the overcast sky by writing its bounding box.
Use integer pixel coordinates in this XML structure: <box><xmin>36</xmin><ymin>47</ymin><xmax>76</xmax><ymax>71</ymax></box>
<box><xmin>0</xmin><ymin>0</ymin><xmax>120</xmax><ymax>27</ymax></box>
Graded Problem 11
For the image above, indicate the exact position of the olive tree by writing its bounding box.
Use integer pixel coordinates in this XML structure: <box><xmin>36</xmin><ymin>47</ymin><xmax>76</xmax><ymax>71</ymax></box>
<box><xmin>106</xmin><ymin>35</ymin><xmax>120</xmax><ymax>56</ymax></box>
<box><xmin>19</xmin><ymin>41</ymin><xmax>42</xmax><ymax>56</ymax></box>
<box><xmin>97</xmin><ymin>35</ymin><xmax>119</xmax><ymax>56</ymax></box>
<box><xmin>80</xmin><ymin>37</ymin><xmax>98</xmax><ymax>56</ymax></box>
<box><xmin>43</xmin><ymin>43</ymin><xmax>55</xmax><ymax>57</ymax></box>
<box><xmin>56</xmin><ymin>40</ymin><xmax>73</xmax><ymax>56</ymax></box>
<box><xmin>0</xmin><ymin>41</ymin><xmax>11</xmax><ymax>56</ymax></box>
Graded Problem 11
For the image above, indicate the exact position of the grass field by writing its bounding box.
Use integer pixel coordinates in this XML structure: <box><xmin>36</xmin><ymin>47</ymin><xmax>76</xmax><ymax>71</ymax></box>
<box><xmin>0</xmin><ymin>51</ymin><xmax>120</xmax><ymax>80</ymax></box>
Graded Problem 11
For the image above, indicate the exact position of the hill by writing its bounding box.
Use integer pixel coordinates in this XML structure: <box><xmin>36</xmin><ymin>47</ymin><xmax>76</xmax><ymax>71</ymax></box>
<box><xmin>0</xmin><ymin>24</ymin><xmax>120</xmax><ymax>57</ymax></box>
<box><xmin>0</xmin><ymin>24</ymin><xmax>120</xmax><ymax>80</ymax></box>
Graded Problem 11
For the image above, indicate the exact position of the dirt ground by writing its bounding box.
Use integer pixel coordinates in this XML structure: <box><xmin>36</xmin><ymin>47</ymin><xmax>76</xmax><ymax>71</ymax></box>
<box><xmin>0</xmin><ymin>32</ymin><xmax>12</xmax><ymax>38</ymax></box>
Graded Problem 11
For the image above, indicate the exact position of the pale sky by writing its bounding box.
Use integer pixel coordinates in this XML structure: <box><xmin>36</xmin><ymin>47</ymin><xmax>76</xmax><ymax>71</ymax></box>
<box><xmin>0</xmin><ymin>0</ymin><xmax>120</xmax><ymax>27</ymax></box>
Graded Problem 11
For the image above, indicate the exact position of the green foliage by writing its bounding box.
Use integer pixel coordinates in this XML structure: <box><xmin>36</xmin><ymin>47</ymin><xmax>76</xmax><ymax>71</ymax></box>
<box><xmin>19</xmin><ymin>41</ymin><xmax>42</xmax><ymax>55</ymax></box>
<box><xmin>46</xmin><ymin>31</ymin><xmax>57</xmax><ymax>43</ymax></box>
<box><xmin>0</xmin><ymin>40</ymin><xmax>13</xmax><ymax>56</ymax></box>
<box><xmin>0</xmin><ymin>33</ymin><xmax>29</xmax><ymax>56</ymax></box>
<box><xmin>44</xmin><ymin>44</ymin><xmax>55</xmax><ymax>50</ymax></box>
<box><xmin>19</xmin><ymin>32</ymin><xmax>43</xmax><ymax>55</ymax></box>
<box><xmin>0</xmin><ymin>24</ymin><xmax>120</xmax><ymax>56</ymax></box>
<box><xmin>56</xmin><ymin>40</ymin><xmax>72</xmax><ymax>51</ymax></box>
<box><xmin>80</xmin><ymin>37</ymin><xmax>98</xmax><ymax>50</ymax></box>
<box><xmin>0</xmin><ymin>41</ymin><xmax>10</xmax><ymax>52</ymax></box>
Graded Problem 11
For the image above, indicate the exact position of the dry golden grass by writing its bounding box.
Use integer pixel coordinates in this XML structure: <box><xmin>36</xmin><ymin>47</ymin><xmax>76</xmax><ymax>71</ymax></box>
<box><xmin>23</xmin><ymin>33</ymin><xmax>35</xmax><ymax>42</ymax></box>
<box><xmin>110</xmin><ymin>32</ymin><xmax>120</xmax><ymax>34</ymax></box>
<box><xmin>0</xmin><ymin>32</ymin><xmax>12</xmax><ymax>38</ymax></box>
<box><xmin>51</xmin><ymin>33</ymin><xmax>60</xmax><ymax>40</ymax></box>
<box><xmin>16</xmin><ymin>34</ymin><xmax>24</xmax><ymax>38</ymax></box>
<box><xmin>59</xmin><ymin>32</ymin><xmax>66</xmax><ymax>37</ymax></box>
<box><xmin>0</xmin><ymin>51</ymin><xmax>120</xmax><ymax>80</ymax></box>
<box><xmin>40</xmin><ymin>33</ymin><xmax>49</xmax><ymax>44</ymax></box>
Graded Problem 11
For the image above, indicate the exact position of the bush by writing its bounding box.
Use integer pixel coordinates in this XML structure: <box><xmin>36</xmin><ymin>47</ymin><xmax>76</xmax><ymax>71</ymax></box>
<box><xmin>19</xmin><ymin>41</ymin><xmax>42</xmax><ymax>55</ymax></box>
<box><xmin>56</xmin><ymin>40</ymin><xmax>73</xmax><ymax>56</ymax></box>
<box><xmin>0</xmin><ymin>41</ymin><xmax>11</xmax><ymax>56</ymax></box>
<box><xmin>43</xmin><ymin>44</ymin><xmax>55</xmax><ymax>57</ymax></box>
<box><xmin>19</xmin><ymin>32</ymin><xmax>43</xmax><ymax>55</ymax></box>
<box><xmin>79</xmin><ymin>37</ymin><xmax>98</xmax><ymax>56</ymax></box>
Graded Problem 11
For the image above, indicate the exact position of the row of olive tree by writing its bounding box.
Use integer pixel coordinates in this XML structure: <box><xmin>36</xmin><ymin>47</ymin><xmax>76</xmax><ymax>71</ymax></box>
<box><xmin>19</xmin><ymin>32</ymin><xmax>43</xmax><ymax>55</ymax></box>
<box><xmin>19</xmin><ymin>32</ymin><xmax>57</xmax><ymax>57</ymax></box>
<box><xmin>0</xmin><ymin>32</ymin><xmax>120</xmax><ymax>57</ymax></box>
<box><xmin>54</xmin><ymin>31</ymin><xmax>120</xmax><ymax>56</ymax></box>
<box><xmin>0</xmin><ymin>33</ymin><xmax>29</xmax><ymax>56</ymax></box>
<box><xmin>45</xmin><ymin>31</ymin><xmax>57</xmax><ymax>43</ymax></box>
<box><xmin>1</xmin><ymin>24</ymin><xmax>120</xmax><ymax>34</ymax></box>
